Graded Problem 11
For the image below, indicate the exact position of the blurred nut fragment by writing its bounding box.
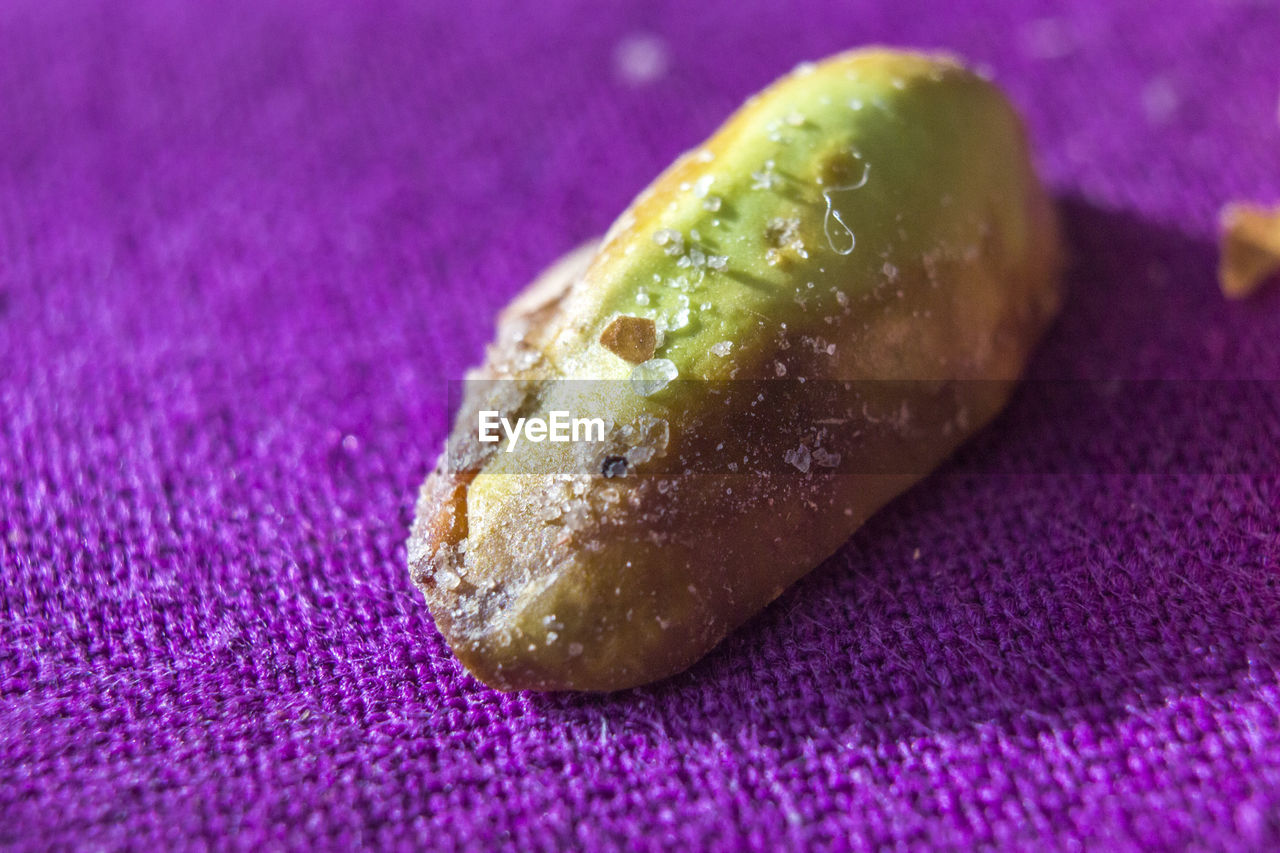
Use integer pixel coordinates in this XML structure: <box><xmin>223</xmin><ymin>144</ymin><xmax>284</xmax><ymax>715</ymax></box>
<box><xmin>1219</xmin><ymin>203</ymin><xmax>1280</xmax><ymax>299</ymax></box>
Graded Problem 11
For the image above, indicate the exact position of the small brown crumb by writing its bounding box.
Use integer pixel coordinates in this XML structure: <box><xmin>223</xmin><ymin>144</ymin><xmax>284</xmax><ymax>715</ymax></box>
<box><xmin>599</xmin><ymin>315</ymin><xmax>657</xmax><ymax>363</ymax></box>
<box><xmin>1218</xmin><ymin>203</ymin><xmax>1280</xmax><ymax>299</ymax></box>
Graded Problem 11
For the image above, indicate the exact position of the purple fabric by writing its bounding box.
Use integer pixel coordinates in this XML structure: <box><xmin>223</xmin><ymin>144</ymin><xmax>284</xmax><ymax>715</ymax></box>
<box><xmin>2</xmin><ymin>0</ymin><xmax>1279</xmax><ymax>849</ymax></box>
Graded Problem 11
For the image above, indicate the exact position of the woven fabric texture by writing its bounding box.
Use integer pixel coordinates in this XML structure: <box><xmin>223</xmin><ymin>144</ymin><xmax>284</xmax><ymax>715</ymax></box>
<box><xmin>2</xmin><ymin>0</ymin><xmax>1280</xmax><ymax>849</ymax></box>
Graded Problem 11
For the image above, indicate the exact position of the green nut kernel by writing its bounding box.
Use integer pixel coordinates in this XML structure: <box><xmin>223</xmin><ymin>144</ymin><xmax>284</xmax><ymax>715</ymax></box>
<box><xmin>408</xmin><ymin>48</ymin><xmax>1063</xmax><ymax>691</ymax></box>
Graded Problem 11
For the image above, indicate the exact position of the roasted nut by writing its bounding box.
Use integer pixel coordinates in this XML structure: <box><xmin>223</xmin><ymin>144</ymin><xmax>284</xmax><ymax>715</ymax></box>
<box><xmin>408</xmin><ymin>48</ymin><xmax>1064</xmax><ymax>691</ymax></box>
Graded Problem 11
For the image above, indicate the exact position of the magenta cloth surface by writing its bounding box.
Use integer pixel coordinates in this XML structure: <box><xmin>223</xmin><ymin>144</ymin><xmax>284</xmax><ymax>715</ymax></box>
<box><xmin>3</xmin><ymin>0</ymin><xmax>1280</xmax><ymax>849</ymax></box>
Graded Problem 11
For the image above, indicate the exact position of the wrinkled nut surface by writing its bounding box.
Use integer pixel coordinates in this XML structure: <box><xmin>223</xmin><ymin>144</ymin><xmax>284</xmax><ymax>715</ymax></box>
<box><xmin>408</xmin><ymin>48</ymin><xmax>1064</xmax><ymax>691</ymax></box>
<box><xmin>1219</xmin><ymin>203</ymin><xmax>1280</xmax><ymax>299</ymax></box>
